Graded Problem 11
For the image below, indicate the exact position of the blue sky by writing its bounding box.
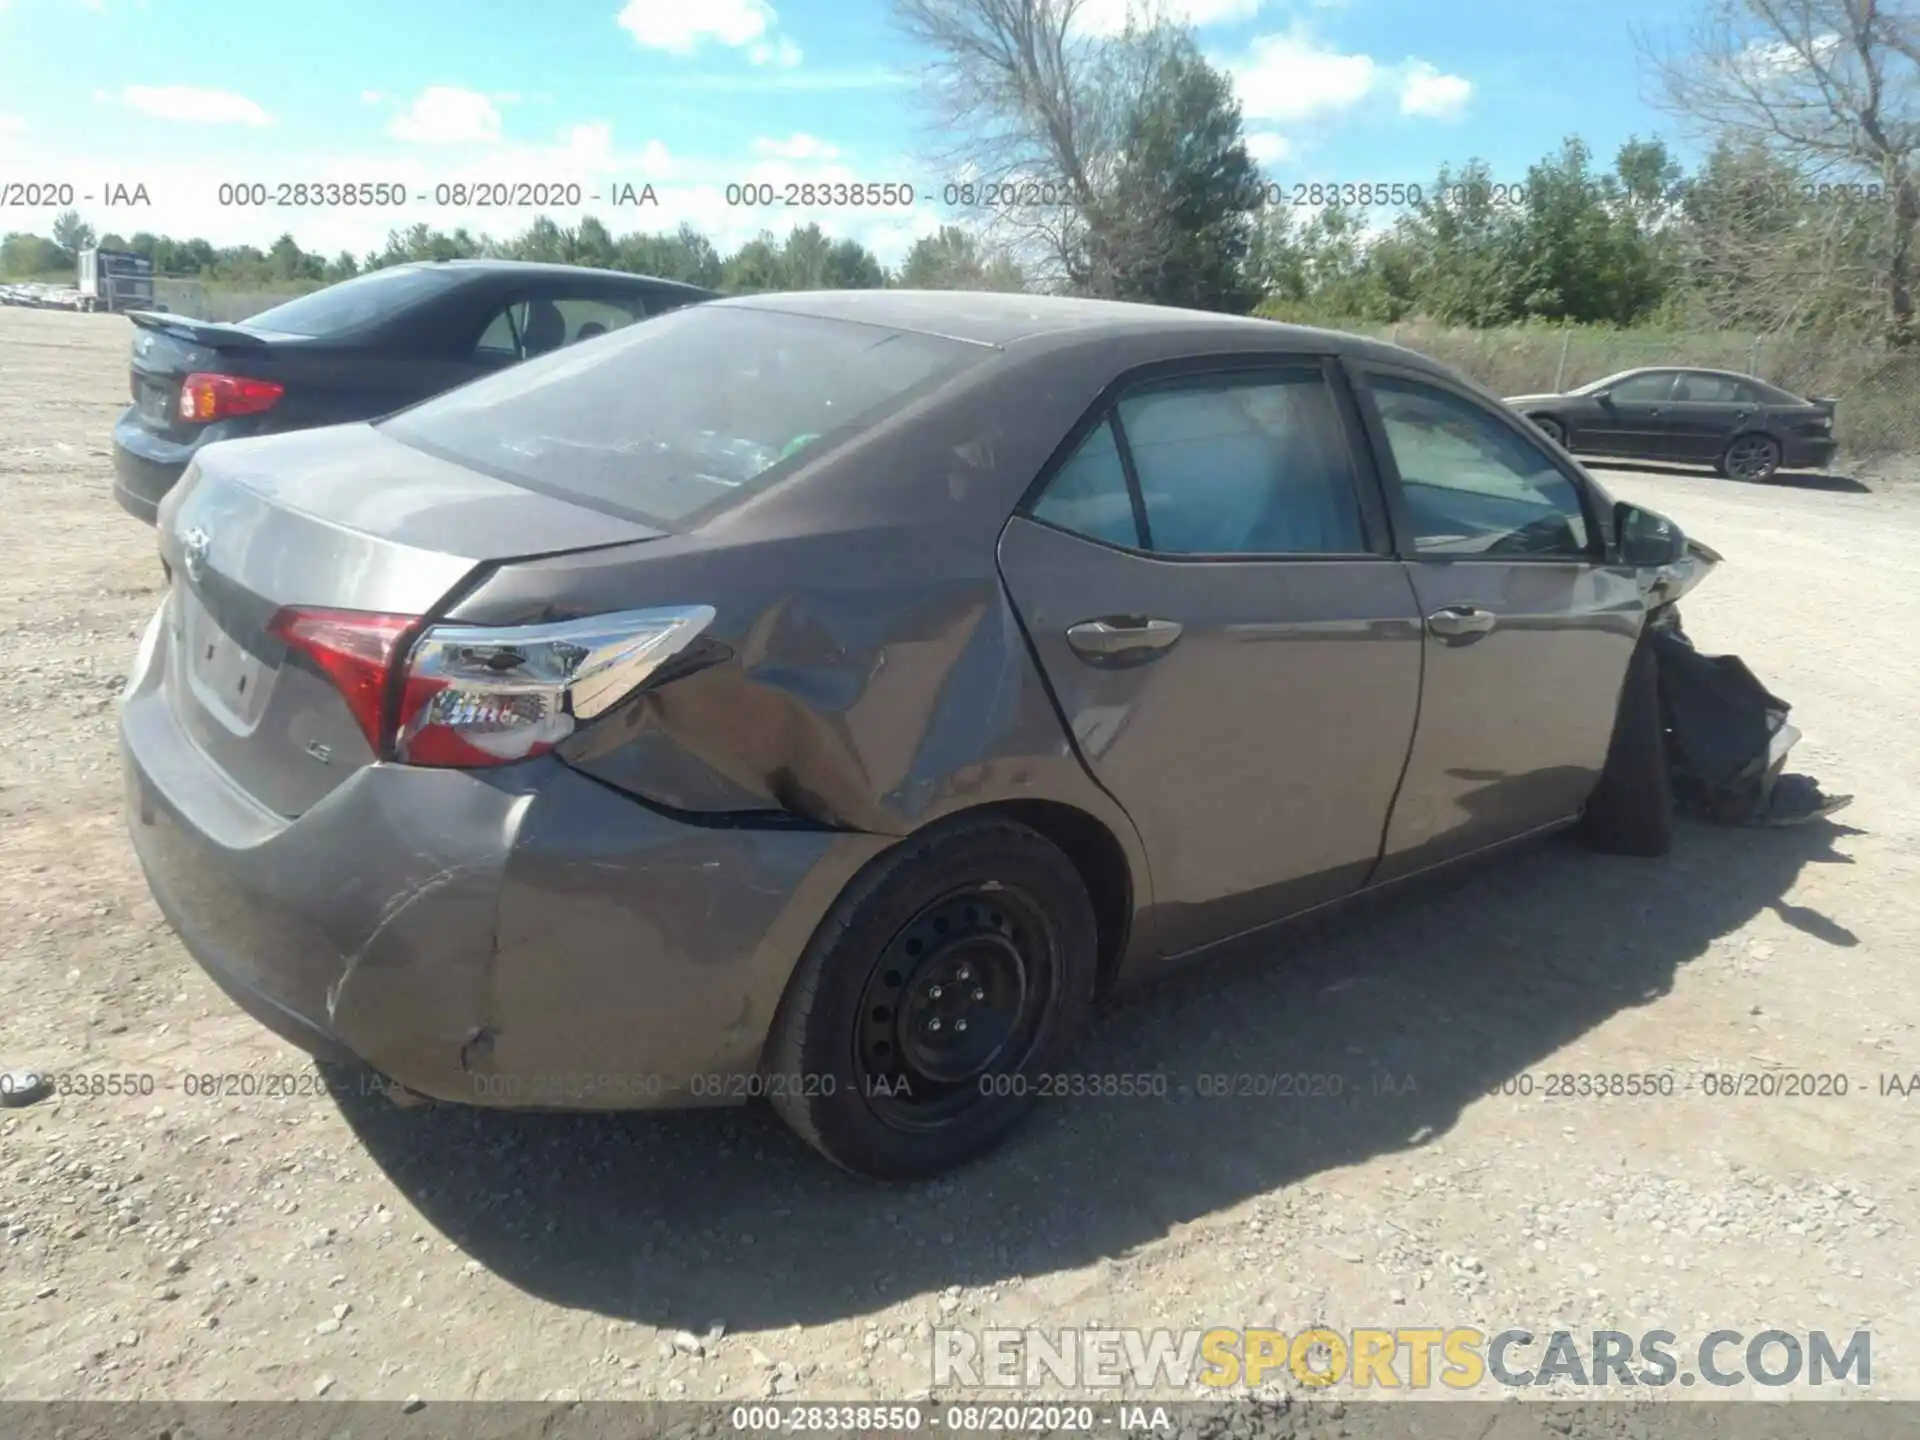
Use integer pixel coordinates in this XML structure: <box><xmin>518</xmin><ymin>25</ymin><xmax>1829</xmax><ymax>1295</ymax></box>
<box><xmin>0</xmin><ymin>0</ymin><xmax>1696</xmax><ymax>265</ymax></box>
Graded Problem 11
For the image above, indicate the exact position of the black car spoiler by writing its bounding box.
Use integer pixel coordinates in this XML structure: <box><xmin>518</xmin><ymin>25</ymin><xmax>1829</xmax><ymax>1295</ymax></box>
<box><xmin>125</xmin><ymin>310</ymin><xmax>271</xmax><ymax>350</ymax></box>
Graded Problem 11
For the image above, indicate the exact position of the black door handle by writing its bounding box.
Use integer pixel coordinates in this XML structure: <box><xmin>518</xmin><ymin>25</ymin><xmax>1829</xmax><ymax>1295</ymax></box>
<box><xmin>1065</xmin><ymin>617</ymin><xmax>1184</xmax><ymax>662</ymax></box>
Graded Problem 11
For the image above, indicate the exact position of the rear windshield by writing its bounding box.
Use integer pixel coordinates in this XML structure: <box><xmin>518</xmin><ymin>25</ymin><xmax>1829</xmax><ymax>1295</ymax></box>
<box><xmin>244</xmin><ymin>265</ymin><xmax>464</xmax><ymax>337</ymax></box>
<box><xmin>377</xmin><ymin>304</ymin><xmax>987</xmax><ymax>525</ymax></box>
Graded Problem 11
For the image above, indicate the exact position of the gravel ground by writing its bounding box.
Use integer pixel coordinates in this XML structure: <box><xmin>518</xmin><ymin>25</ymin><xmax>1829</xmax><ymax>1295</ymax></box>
<box><xmin>1</xmin><ymin>307</ymin><xmax>1916</xmax><ymax>1412</ymax></box>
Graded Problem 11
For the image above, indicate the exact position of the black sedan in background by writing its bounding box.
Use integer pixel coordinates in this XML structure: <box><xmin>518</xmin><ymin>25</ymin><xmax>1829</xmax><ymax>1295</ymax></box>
<box><xmin>111</xmin><ymin>260</ymin><xmax>715</xmax><ymax>523</ymax></box>
<box><xmin>1504</xmin><ymin>366</ymin><xmax>1838</xmax><ymax>482</ymax></box>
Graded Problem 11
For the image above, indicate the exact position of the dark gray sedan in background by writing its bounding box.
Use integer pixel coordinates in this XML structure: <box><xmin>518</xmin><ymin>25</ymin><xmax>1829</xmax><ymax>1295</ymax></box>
<box><xmin>1505</xmin><ymin>365</ymin><xmax>1838</xmax><ymax>481</ymax></box>
<box><xmin>122</xmin><ymin>290</ymin><xmax>1704</xmax><ymax>1180</ymax></box>
<box><xmin>112</xmin><ymin>259</ymin><xmax>714</xmax><ymax>524</ymax></box>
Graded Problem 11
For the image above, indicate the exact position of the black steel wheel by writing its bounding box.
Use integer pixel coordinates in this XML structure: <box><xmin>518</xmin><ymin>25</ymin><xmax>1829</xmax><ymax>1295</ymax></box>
<box><xmin>854</xmin><ymin>884</ymin><xmax>1058</xmax><ymax>1127</ymax></box>
<box><xmin>764</xmin><ymin>815</ymin><xmax>1099</xmax><ymax>1181</ymax></box>
<box><xmin>1531</xmin><ymin>415</ymin><xmax>1567</xmax><ymax>448</ymax></box>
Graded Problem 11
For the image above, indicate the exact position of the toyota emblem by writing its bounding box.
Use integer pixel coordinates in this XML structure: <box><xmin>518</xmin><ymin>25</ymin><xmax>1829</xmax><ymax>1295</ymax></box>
<box><xmin>182</xmin><ymin>527</ymin><xmax>211</xmax><ymax>584</ymax></box>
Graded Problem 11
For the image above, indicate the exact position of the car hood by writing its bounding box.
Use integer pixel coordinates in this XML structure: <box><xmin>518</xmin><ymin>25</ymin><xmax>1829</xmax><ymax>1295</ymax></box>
<box><xmin>1503</xmin><ymin>393</ymin><xmax>1564</xmax><ymax>406</ymax></box>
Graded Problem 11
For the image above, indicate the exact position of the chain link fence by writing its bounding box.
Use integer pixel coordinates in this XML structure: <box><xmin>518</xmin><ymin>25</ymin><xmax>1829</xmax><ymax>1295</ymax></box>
<box><xmin>1358</xmin><ymin>320</ymin><xmax>1920</xmax><ymax>464</ymax></box>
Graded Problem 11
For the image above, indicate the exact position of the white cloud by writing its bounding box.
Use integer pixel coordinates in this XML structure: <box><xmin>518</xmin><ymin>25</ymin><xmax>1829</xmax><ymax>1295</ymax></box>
<box><xmin>1732</xmin><ymin>32</ymin><xmax>1842</xmax><ymax>82</ymax></box>
<box><xmin>1398</xmin><ymin>61</ymin><xmax>1471</xmax><ymax>120</ymax></box>
<box><xmin>1243</xmin><ymin>131</ymin><xmax>1292</xmax><ymax>165</ymax></box>
<box><xmin>1232</xmin><ymin>33</ymin><xmax>1377</xmax><ymax>122</ymax></box>
<box><xmin>616</xmin><ymin>0</ymin><xmax>775</xmax><ymax>52</ymax></box>
<box><xmin>1230</xmin><ymin>33</ymin><xmax>1474</xmax><ymax>127</ymax></box>
<box><xmin>751</xmin><ymin>132</ymin><xmax>839</xmax><ymax>161</ymax></box>
<box><xmin>387</xmin><ymin>86</ymin><xmax>503</xmax><ymax>145</ymax></box>
<box><xmin>1075</xmin><ymin>0</ymin><xmax>1264</xmax><ymax>35</ymax></box>
<box><xmin>749</xmin><ymin>36</ymin><xmax>803</xmax><ymax>67</ymax></box>
<box><xmin>112</xmin><ymin>85</ymin><xmax>273</xmax><ymax>126</ymax></box>
<box><xmin>361</xmin><ymin>89</ymin><xmax>387</xmax><ymax>104</ymax></box>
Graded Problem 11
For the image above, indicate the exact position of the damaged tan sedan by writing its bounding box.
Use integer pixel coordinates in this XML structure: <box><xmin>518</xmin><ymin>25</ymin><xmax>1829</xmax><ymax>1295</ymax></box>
<box><xmin>123</xmin><ymin>290</ymin><xmax>1715</xmax><ymax>1179</ymax></box>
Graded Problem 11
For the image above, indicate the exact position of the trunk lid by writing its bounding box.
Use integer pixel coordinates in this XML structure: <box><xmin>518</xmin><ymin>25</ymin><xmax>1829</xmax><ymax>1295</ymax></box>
<box><xmin>126</xmin><ymin>312</ymin><xmax>289</xmax><ymax>440</ymax></box>
<box><xmin>157</xmin><ymin>423</ymin><xmax>665</xmax><ymax>817</ymax></box>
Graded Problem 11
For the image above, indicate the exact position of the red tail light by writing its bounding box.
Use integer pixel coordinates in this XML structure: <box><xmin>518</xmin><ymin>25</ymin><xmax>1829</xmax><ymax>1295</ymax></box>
<box><xmin>267</xmin><ymin>604</ymin><xmax>717</xmax><ymax>769</ymax></box>
<box><xmin>179</xmin><ymin>372</ymin><xmax>284</xmax><ymax>423</ymax></box>
<box><xmin>268</xmin><ymin>608</ymin><xmax>419</xmax><ymax>755</ymax></box>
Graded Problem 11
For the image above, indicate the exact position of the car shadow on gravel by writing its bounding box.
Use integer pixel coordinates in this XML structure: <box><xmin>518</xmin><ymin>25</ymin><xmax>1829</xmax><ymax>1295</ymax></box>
<box><xmin>1595</xmin><ymin>458</ymin><xmax>1872</xmax><ymax>494</ymax></box>
<box><xmin>328</xmin><ymin>815</ymin><xmax>1859</xmax><ymax>1333</ymax></box>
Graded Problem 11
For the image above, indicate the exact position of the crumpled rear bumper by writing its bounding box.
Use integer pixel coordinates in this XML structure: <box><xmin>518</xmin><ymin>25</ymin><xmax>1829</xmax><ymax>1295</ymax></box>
<box><xmin>120</xmin><ymin>611</ymin><xmax>890</xmax><ymax>1109</ymax></box>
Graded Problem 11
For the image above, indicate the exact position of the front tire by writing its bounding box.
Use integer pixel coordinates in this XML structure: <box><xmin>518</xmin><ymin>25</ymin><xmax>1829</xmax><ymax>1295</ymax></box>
<box><xmin>1582</xmin><ymin>636</ymin><xmax>1674</xmax><ymax>857</ymax></box>
<box><xmin>765</xmin><ymin>815</ymin><xmax>1098</xmax><ymax>1181</ymax></box>
<box><xmin>1531</xmin><ymin>415</ymin><xmax>1568</xmax><ymax>448</ymax></box>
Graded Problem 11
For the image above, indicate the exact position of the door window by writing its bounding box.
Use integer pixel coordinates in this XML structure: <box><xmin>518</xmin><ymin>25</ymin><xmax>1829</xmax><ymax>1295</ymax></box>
<box><xmin>1029</xmin><ymin>370</ymin><xmax>1369</xmax><ymax>556</ymax></box>
<box><xmin>1607</xmin><ymin>372</ymin><xmax>1677</xmax><ymax>402</ymax></box>
<box><xmin>1117</xmin><ymin>374</ymin><xmax>1368</xmax><ymax>555</ymax></box>
<box><xmin>1366</xmin><ymin>373</ymin><xmax>1594</xmax><ymax>559</ymax></box>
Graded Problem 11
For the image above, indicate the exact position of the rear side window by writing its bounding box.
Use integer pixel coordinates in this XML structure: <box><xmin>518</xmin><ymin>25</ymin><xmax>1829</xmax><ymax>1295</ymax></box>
<box><xmin>379</xmin><ymin>304</ymin><xmax>984</xmax><ymax>526</ymax></box>
<box><xmin>473</xmin><ymin>293</ymin><xmax>649</xmax><ymax>360</ymax></box>
<box><xmin>1671</xmin><ymin>373</ymin><xmax>1757</xmax><ymax>404</ymax></box>
<box><xmin>1031</xmin><ymin>420</ymin><xmax>1139</xmax><ymax>548</ymax></box>
<box><xmin>244</xmin><ymin>266</ymin><xmax>464</xmax><ymax>337</ymax></box>
<box><xmin>1028</xmin><ymin>368</ymin><xmax>1370</xmax><ymax>556</ymax></box>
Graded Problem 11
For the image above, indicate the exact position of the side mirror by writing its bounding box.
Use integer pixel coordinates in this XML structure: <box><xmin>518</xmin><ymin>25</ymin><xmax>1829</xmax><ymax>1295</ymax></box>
<box><xmin>1615</xmin><ymin>501</ymin><xmax>1687</xmax><ymax>566</ymax></box>
<box><xmin>1590</xmin><ymin>388</ymin><xmax>1613</xmax><ymax>404</ymax></box>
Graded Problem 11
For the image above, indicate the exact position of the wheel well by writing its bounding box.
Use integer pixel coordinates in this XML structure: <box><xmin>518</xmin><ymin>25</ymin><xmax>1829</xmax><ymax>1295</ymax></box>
<box><xmin>971</xmin><ymin>799</ymin><xmax>1135</xmax><ymax>993</ymax></box>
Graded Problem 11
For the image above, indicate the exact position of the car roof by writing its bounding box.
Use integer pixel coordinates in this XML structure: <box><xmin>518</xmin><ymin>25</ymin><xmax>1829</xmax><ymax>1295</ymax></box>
<box><xmin>386</xmin><ymin>259</ymin><xmax>715</xmax><ymax>295</ymax></box>
<box><xmin>714</xmin><ymin>288</ymin><xmax>1390</xmax><ymax>351</ymax></box>
<box><xmin>1616</xmin><ymin>364</ymin><xmax>1772</xmax><ymax>386</ymax></box>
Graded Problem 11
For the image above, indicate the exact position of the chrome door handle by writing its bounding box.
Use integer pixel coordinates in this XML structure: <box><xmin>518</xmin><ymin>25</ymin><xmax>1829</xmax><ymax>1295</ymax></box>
<box><xmin>1065</xmin><ymin>617</ymin><xmax>1184</xmax><ymax>661</ymax></box>
<box><xmin>1426</xmin><ymin>605</ymin><xmax>1498</xmax><ymax>643</ymax></box>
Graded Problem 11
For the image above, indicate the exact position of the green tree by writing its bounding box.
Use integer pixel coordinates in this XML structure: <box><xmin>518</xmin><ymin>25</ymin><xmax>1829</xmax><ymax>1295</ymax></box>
<box><xmin>721</xmin><ymin>233</ymin><xmax>788</xmax><ymax>292</ymax></box>
<box><xmin>572</xmin><ymin>215</ymin><xmax>618</xmax><ymax>268</ymax></box>
<box><xmin>1085</xmin><ymin>31</ymin><xmax>1267</xmax><ymax>311</ymax></box>
<box><xmin>817</xmin><ymin>230</ymin><xmax>889</xmax><ymax>288</ymax></box>
<box><xmin>898</xmin><ymin>224</ymin><xmax>1026</xmax><ymax>289</ymax></box>
<box><xmin>267</xmin><ymin>233</ymin><xmax>323</xmax><ymax>282</ymax></box>
<box><xmin>50</xmin><ymin>208</ymin><xmax>95</xmax><ymax>256</ymax></box>
<box><xmin>616</xmin><ymin>223</ymin><xmax>724</xmax><ymax>287</ymax></box>
<box><xmin>0</xmin><ymin>232</ymin><xmax>68</xmax><ymax>276</ymax></box>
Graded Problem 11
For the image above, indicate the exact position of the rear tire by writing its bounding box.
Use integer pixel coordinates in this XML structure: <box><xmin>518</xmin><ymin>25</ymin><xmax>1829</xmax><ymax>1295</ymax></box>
<box><xmin>1582</xmin><ymin>636</ymin><xmax>1674</xmax><ymax>857</ymax></box>
<box><xmin>765</xmin><ymin>815</ymin><xmax>1098</xmax><ymax>1181</ymax></box>
<box><xmin>1717</xmin><ymin>432</ymin><xmax>1781</xmax><ymax>482</ymax></box>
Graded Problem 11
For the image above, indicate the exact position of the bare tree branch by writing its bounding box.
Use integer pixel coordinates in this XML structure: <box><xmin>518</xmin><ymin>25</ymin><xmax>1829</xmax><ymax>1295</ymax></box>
<box><xmin>1637</xmin><ymin>0</ymin><xmax>1920</xmax><ymax>339</ymax></box>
